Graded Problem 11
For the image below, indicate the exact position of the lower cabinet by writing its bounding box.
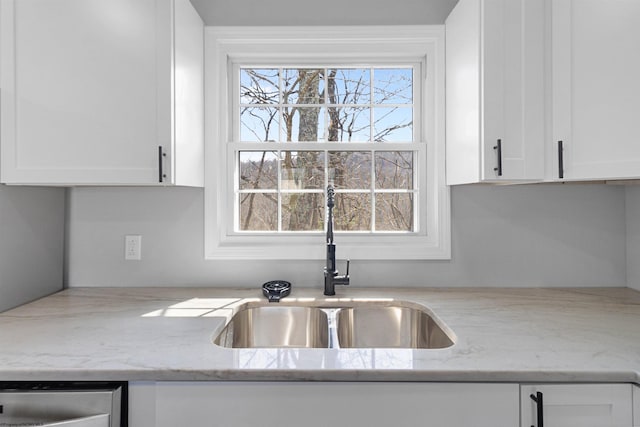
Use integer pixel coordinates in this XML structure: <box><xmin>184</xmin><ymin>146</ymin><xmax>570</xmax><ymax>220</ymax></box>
<box><xmin>129</xmin><ymin>381</ymin><xmax>637</xmax><ymax>427</ymax></box>
<box><xmin>129</xmin><ymin>382</ymin><xmax>157</xmax><ymax>427</ymax></box>
<box><xmin>521</xmin><ymin>384</ymin><xmax>633</xmax><ymax>427</ymax></box>
<box><xmin>131</xmin><ymin>382</ymin><xmax>519</xmax><ymax>427</ymax></box>
<box><xmin>634</xmin><ymin>385</ymin><xmax>640</xmax><ymax>427</ymax></box>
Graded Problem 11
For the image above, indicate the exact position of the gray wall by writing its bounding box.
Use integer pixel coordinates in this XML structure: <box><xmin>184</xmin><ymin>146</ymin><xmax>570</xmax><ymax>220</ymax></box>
<box><xmin>66</xmin><ymin>184</ymin><xmax>627</xmax><ymax>288</ymax></box>
<box><xmin>65</xmin><ymin>1</ymin><xmax>628</xmax><ymax>289</ymax></box>
<box><xmin>0</xmin><ymin>185</ymin><xmax>65</xmax><ymax>311</ymax></box>
<box><xmin>0</xmin><ymin>13</ymin><xmax>66</xmax><ymax>312</ymax></box>
<box><xmin>626</xmin><ymin>187</ymin><xmax>640</xmax><ymax>291</ymax></box>
<box><xmin>190</xmin><ymin>0</ymin><xmax>459</xmax><ymax>26</ymax></box>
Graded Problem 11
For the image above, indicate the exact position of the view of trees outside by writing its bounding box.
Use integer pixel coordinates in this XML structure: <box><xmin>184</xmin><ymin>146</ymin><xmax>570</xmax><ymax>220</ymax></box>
<box><xmin>238</xmin><ymin>67</ymin><xmax>416</xmax><ymax>233</ymax></box>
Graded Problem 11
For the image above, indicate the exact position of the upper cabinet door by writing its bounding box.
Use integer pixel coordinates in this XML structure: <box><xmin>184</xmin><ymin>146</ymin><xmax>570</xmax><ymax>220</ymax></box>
<box><xmin>0</xmin><ymin>0</ymin><xmax>203</xmax><ymax>186</ymax></box>
<box><xmin>551</xmin><ymin>0</ymin><xmax>640</xmax><ymax>181</ymax></box>
<box><xmin>446</xmin><ymin>0</ymin><xmax>545</xmax><ymax>185</ymax></box>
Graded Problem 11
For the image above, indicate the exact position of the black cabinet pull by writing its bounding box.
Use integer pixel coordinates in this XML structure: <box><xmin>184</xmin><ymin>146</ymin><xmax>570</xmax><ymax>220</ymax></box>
<box><xmin>530</xmin><ymin>391</ymin><xmax>544</xmax><ymax>427</ymax></box>
<box><xmin>493</xmin><ymin>139</ymin><xmax>503</xmax><ymax>176</ymax></box>
<box><xmin>158</xmin><ymin>146</ymin><xmax>167</xmax><ymax>183</ymax></box>
<box><xmin>558</xmin><ymin>141</ymin><xmax>564</xmax><ymax>179</ymax></box>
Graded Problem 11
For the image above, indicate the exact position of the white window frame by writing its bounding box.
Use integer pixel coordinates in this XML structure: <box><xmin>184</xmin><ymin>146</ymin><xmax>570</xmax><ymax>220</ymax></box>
<box><xmin>204</xmin><ymin>26</ymin><xmax>450</xmax><ymax>260</ymax></box>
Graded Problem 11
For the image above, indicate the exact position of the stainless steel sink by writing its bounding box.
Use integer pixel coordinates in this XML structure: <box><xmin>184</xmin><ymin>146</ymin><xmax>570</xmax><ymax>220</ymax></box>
<box><xmin>213</xmin><ymin>306</ymin><xmax>329</xmax><ymax>348</ymax></box>
<box><xmin>335</xmin><ymin>306</ymin><xmax>454</xmax><ymax>349</ymax></box>
<box><xmin>213</xmin><ymin>302</ymin><xmax>454</xmax><ymax>349</ymax></box>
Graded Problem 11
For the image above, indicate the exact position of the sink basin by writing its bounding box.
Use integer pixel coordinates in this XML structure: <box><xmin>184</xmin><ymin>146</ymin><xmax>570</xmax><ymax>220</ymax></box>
<box><xmin>213</xmin><ymin>302</ymin><xmax>454</xmax><ymax>349</ymax></box>
<box><xmin>213</xmin><ymin>306</ymin><xmax>329</xmax><ymax>348</ymax></box>
<box><xmin>336</xmin><ymin>306</ymin><xmax>454</xmax><ymax>349</ymax></box>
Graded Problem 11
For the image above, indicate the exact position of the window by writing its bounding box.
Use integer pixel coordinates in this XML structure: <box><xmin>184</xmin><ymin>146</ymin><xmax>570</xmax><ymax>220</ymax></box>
<box><xmin>205</xmin><ymin>27</ymin><xmax>450</xmax><ymax>260</ymax></box>
<box><xmin>237</xmin><ymin>66</ymin><xmax>417</xmax><ymax>233</ymax></box>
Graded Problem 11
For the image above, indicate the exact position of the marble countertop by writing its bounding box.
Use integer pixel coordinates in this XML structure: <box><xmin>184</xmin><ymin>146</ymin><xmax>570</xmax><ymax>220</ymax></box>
<box><xmin>0</xmin><ymin>287</ymin><xmax>638</xmax><ymax>383</ymax></box>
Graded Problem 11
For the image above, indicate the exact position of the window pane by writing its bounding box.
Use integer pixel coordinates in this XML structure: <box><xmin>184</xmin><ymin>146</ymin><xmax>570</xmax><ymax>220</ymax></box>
<box><xmin>240</xmin><ymin>193</ymin><xmax>277</xmax><ymax>231</ymax></box>
<box><xmin>281</xmin><ymin>151</ymin><xmax>324</xmax><ymax>190</ymax></box>
<box><xmin>375</xmin><ymin>193</ymin><xmax>414</xmax><ymax>231</ymax></box>
<box><xmin>283</xmin><ymin>107</ymin><xmax>325</xmax><ymax>142</ymax></box>
<box><xmin>239</xmin><ymin>151</ymin><xmax>278</xmax><ymax>190</ymax></box>
<box><xmin>282</xmin><ymin>193</ymin><xmax>324</xmax><ymax>231</ymax></box>
<box><xmin>327</xmin><ymin>68</ymin><xmax>371</xmax><ymax>105</ymax></box>
<box><xmin>327</xmin><ymin>107</ymin><xmax>370</xmax><ymax>142</ymax></box>
<box><xmin>375</xmin><ymin>151</ymin><xmax>413</xmax><ymax>190</ymax></box>
<box><xmin>240</xmin><ymin>107</ymin><xmax>280</xmax><ymax>142</ymax></box>
<box><xmin>373</xmin><ymin>68</ymin><xmax>413</xmax><ymax>104</ymax></box>
<box><xmin>334</xmin><ymin>193</ymin><xmax>371</xmax><ymax>231</ymax></box>
<box><xmin>373</xmin><ymin>107</ymin><xmax>412</xmax><ymax>142</ymax></box>
<box><xmin>240</xmin><ymin>68</ymin><xmax>279</xmax><ymax>104</ymax></box>
<box><xmin>283</xmin><ymin>69</ymin><xmax>324</xmax><ymax>105</ymax></box>
<box><xmin>234</xmin><ymin>64</ymin><xmax>422</xmax><ymax>236</ymax></box>
<box><xmin>329</xmin><ymin>151</ymin><xmax>371</xmax><ymax>189</ymax></box>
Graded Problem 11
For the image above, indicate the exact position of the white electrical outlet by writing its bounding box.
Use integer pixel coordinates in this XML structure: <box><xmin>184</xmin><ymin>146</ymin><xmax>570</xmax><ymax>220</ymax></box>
<box><xmin>125</xmin><ymin>235</ymin><xmax>142</xmax><ymax>260</ymax></box>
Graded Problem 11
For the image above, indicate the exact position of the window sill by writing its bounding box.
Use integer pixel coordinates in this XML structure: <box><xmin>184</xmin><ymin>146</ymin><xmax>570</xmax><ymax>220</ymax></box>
<box><xmin>205</xmin><ymin>233</ymin><xmax>451</xmax><ymax>261</ymax></box>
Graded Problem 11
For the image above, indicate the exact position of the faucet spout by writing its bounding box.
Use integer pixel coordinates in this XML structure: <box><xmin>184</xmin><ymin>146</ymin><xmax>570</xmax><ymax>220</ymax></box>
<box><xmin>324</xmin><ymin>184</ymin><xmax>349</xmax><ymax>296</ymax></box>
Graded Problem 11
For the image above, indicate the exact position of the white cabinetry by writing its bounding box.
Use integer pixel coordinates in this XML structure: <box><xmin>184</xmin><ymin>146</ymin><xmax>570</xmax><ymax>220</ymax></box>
<box><xmin>128</xmin><ymin>382</ymin><xmax>156</xmax><ymax>427</ymax></box>
<box><xmin>131</xmin><ymin>381</ymin><xmax>637</xmax><ymax>426</ymax></box>
<box><xmin>144</xmin><ymin>382</ymin><xmax>518</xmax><ymax>427</ymax></box>
<box><xmin>550</xmin><ymin>0</ymin><xmax>640</xmax><ymax>180</ymax></box>
<box><xmin>634</xmin><ymin>385</ymin><xmax>640</xmax><ymax>427</ymax></box>
<box><xmin>446</xmin><ymin>0</ymin><xmax>545</xmax><ymax>185</ymax></box>
<box><xmin>521</xmin><ymin>384</ymin><xmax>633</xmax><ymax>427</ymax></box>
<box><xmin>0</xmin><ymin>0</ymin><xmax>203</xmax><ymax>186</ymax></box>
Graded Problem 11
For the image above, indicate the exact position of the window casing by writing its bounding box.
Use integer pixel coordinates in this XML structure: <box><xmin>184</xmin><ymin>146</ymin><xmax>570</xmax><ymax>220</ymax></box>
<box><xmin>205</xmin><ymin>26</ymin><xmax>450</xmax><ymax>260</ymax></box>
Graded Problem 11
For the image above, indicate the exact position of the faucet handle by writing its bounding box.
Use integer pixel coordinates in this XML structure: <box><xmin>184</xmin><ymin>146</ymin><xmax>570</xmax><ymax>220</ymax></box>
<box><xmin>345</xmin><ymin>259</ymin><xmax>350</xmax><ymax>276</ymax></box>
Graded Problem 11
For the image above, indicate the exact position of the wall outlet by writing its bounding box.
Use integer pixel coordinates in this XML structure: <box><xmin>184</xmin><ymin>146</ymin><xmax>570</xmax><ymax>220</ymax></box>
<box><xmin>125</xmin><ymin>235</ymin><xmax>142</xmax><ymax>260</ymax></box>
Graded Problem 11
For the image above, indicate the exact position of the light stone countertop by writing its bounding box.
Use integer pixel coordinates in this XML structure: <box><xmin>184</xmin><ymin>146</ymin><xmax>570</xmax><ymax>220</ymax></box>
<box><xmin>0</xmin><ymin>287</ymin><xmax>638</xmax><ymax>383</ymax></box>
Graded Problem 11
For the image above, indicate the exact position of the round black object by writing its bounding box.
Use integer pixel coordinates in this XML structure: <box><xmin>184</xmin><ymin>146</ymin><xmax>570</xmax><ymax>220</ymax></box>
<box><xmin>262</xmin><ymin>280</ymin><xmax>291</xmax><ymax>302</ymax></box>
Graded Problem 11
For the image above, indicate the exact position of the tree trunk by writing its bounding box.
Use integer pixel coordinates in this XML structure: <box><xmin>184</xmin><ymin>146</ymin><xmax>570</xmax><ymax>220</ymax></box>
<box><xmin>286</xmin><ymin>70</ymin><xmax>322</xmax><ymax>231</ymax></box>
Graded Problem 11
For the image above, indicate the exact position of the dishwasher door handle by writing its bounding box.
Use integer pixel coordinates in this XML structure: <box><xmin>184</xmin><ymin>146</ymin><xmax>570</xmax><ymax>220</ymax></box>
<box><xmin>44</xmin><ymin>413</ymin><xmax>110</xmax><ymax>427</ymax></box>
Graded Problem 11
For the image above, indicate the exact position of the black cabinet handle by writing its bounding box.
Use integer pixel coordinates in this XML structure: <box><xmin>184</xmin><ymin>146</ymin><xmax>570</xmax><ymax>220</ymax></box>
<box><xmin>558</xmin><ymin>141</ymin><xmax>564</xmax><ymax>179</ymax></box>
<box><xmin>530</xmin><ymin>391</ymin><xmax>544</xmax><ymax>427</ymax></box>
<box><xmin>493</xmin><ymin>139</ymin><xmax>503</xmax><ymax>176</ymax></box>
<box><xmin>158</xmin><ymin>146</ymin><xmax>167</xmax><ymax>183</ymax></box>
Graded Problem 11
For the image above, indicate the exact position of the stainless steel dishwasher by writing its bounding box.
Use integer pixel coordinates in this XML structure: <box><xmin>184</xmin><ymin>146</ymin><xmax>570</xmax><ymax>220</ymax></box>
<box><xmin>0</xmin><ymin>382</ymin><xmax>125</xmax><ymax>427</ymax></box>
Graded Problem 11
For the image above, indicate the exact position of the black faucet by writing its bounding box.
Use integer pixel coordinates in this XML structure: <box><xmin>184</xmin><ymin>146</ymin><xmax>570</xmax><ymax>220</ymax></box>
<box><xmin>324</xmin><ymin>184</ymin><xmax>349</xmax><ymax>296</ymax></box>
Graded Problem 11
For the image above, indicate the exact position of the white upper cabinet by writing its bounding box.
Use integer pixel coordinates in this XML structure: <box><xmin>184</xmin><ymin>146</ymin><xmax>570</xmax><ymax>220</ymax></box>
<box><xmin>446</xmin><ymin>0</ymin><xmax>545</xmax><ymax>185</ymax></box>
<box><xmin>0</xmin><ymin>0</ymin><xmax>203</xmax><ymax>186</ymax></box>
<box><xmin>550</xmin><ymin>0</ymin><xmax>640</xmax><ymax>181</ymax></box>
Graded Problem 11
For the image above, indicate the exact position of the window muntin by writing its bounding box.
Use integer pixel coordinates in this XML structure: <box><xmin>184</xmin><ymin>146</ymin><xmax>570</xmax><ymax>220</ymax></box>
<box><xmin>235</xmin><ymin>67</ymin><xmax>419</xmax><ymax>234</ymax></box>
